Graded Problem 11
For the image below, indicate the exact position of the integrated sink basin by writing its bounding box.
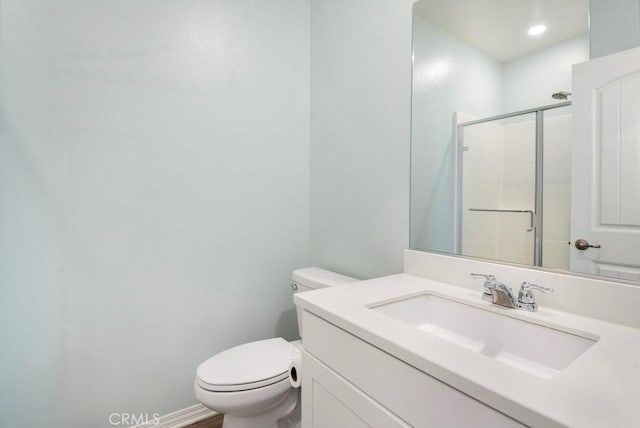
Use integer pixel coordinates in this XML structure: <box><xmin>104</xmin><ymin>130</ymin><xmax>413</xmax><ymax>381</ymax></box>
<box><xmin>371</xmin><ymin>294</ymin><xmax>598</xmax><ymax>378</ymax></box>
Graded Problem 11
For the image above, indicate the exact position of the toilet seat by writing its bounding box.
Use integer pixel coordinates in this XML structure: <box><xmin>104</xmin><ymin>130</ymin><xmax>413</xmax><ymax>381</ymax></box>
<box><xmin>196</xmin><ymin>338</ymin><xmax>297</xmax><ymax>392</ymax></box>
<box><xmin>196</xmin><ymin>372</ymin><xmax>289</xmax><ymax>392</ymax></box>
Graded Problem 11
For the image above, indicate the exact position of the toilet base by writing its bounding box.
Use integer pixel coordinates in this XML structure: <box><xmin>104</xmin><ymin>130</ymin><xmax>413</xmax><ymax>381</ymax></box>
<box><xmin>222</xmin><ymin>389</ymin><xmax>299</xmax><ymax>428</ymax></box>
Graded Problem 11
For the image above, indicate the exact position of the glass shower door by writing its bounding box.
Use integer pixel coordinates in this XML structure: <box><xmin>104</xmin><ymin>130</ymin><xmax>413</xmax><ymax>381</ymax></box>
<box><xmin>459</xmin><ymin>112</ymin><xmax>537</xmax><ymax>266</ymax></box>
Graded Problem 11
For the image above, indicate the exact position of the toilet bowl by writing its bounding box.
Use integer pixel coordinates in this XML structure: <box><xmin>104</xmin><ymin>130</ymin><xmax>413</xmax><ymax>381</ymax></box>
<box><xmin>195</xmin><ymin>338</ymin><xmax>300</xmax><ymax>428</ymax></box>
<box><xmin>194</xmin><ymin>268</ymin><xmax>357</xmax><ymax>428</ymax></box>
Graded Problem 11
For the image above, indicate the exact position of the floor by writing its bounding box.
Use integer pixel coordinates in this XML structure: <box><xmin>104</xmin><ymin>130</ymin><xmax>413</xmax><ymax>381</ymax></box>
<box><xmin>186</xmin><ymin>414</ymin><xmax>224</xmax><ymax>428</ymax></box>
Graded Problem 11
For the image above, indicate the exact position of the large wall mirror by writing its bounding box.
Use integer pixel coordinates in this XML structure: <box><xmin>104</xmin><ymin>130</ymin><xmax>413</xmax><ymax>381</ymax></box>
<box><xmin>410</xmin><ymin>0</ymin><xmax>640</xmax><ymax>284</ymax></box>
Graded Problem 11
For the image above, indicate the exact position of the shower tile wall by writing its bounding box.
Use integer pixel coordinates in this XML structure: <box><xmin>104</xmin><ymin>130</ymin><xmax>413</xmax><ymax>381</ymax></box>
<box><xmin>542</xmin><ymin>115</ymin><xmax>572</xmax><ymax>269</ymax></box>
<box><xmin>498</xmin><ymin>119</ymin><xmax>536</xmax><ymax>265</ymax></box>
<box><xmin>462</xmin><ymin>114</ymin><xmax>572</xmax><ymax>269</ymax></box>
<box><xmin>461</xmin><ymin>118</ymin><xmax>504</xmax><ymax>260</ymax></box>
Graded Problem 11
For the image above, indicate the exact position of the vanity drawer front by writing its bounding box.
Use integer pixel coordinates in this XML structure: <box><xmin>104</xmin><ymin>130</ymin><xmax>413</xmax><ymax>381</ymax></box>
<box><xmin>303</xmin><ymin>311</ymin><xmax>525</xmax><ymax>428</ymax></box>
<box><xmin>302</xmin><ymin>351</ymin><xmax>411</xmax><ymax>428</ymax></box>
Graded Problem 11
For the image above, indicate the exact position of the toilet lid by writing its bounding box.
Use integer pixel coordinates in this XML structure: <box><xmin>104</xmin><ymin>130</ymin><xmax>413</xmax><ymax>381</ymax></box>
<box><xmin>197</xmin><ymin>338</ymin><xmax>298</xmax><ymax>392</ymax></box>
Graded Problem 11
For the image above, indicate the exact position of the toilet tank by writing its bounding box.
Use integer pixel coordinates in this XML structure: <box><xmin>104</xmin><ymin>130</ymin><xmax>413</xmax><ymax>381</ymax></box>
<box><xmin>292</xmin><ymin>267</ymin><xmax>358</xmax><ymax>338</ymax></box>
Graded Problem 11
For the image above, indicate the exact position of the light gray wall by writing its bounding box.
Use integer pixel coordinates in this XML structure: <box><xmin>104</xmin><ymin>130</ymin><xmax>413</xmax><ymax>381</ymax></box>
<box><xmin>590</xmin><ymin>0</ymin><xmax>640</xmax><ymax>58</ymax></box>
<box><xmin>502</xmin><ymin>36</ymin><xmax>589</xmax><ymax>113</ymax></box>
<box><xmin>309</xmin><ymin>0</ymin><xmax>413</xmax><ymax>279</ymax></box>
<box><xmin>410</xmin><ymin>15</ymin><xmax>502</xmax><ymax>253</ymax></box>
<box><xmin>0</xmin><ymin>1</ymin><xmax>309</xmax><ymax>427</ymax></box>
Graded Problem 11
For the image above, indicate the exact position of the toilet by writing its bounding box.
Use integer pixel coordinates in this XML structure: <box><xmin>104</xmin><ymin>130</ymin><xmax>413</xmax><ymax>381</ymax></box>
<box><xmin>194</xmin><ymin>268</ymin><xmax>358</xmax><ymax>428</ymax></box>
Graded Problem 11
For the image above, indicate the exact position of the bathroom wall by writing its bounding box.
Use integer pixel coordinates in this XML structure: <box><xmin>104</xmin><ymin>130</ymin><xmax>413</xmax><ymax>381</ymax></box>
<box><xmin>501</xmin><ymin>36</ymin><xmax>589</xmax><ymax>113</ymax></box>
<box><xmin>590</xmin><ymin>0</ymin><xmax>640</xmax><ymax>58</ymax></box>
<box><xmin>309</xmin><ymin>0</ymin><xmax>413</xmax><ymax>279</ymax></box>
<box><xmin>411</xmin><ymin>15</ymin><xmax>502</xmax><ymax>254</ymax></box>
<box><xmin>0</xmin><ymin>1</ymin><xmax>309</xmax><ymax>427</ymax></box>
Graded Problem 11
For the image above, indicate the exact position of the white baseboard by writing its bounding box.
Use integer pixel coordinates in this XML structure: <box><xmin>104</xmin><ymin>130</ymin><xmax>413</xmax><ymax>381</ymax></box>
<box><xmin>131</xmin><ymin>404</ymin><xmax>217</xmax><ymax>428</ymax></box>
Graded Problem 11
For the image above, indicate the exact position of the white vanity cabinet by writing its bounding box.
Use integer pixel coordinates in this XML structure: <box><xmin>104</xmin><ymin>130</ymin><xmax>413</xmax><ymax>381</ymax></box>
<box><xmin>301</xmin><ymin>311</ymin><xmax>525</xmax><ymax>428</ymax></box>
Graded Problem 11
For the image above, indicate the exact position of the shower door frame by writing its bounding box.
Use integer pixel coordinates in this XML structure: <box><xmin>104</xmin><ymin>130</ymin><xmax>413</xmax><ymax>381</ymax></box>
<box><xmin>453</xmin><ymin>101</ymin><xmax>571</xmax><ymax>267</ymax></box>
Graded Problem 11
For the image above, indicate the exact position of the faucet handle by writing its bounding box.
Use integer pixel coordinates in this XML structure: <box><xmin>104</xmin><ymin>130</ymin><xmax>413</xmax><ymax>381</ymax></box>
<box><xmin>517</xmin><ymin>282</ymin><xmax>553</xmax><ymax>311</ymax></box>
<box><xmin>471</xmin><ymin>273</ymin><xmax>499</xmax><ymax>303</ymax></box>
<box><xmin>520</xmin><ymin>281</ymin><xmax>553</xmax><ymax>293</ymax></box>
<box><xmin>470</xmin><ymin>273</ymin><xmax>496</xmax><ymax>281</ymax></box>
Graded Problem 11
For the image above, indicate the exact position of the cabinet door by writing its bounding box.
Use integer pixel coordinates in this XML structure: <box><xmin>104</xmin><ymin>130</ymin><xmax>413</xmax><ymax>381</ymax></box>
<box><xmin>302</xmin><ymin>351</ymin><xmax>410</xmax><ymax>428</ymax></box>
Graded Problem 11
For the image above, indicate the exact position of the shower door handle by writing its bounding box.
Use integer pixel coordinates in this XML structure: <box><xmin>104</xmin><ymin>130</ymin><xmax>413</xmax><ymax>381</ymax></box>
<box><xmin>574</xmin><ymin>239</ymin><xmax>601</xmax><ymax>251</ymax></box>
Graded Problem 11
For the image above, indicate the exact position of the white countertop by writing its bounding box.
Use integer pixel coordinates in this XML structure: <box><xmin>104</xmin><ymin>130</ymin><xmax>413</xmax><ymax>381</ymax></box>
<box><xmin>294</xmin><ymin>273</ymin><xmax>640</xmax><ymax>428</ymax></box>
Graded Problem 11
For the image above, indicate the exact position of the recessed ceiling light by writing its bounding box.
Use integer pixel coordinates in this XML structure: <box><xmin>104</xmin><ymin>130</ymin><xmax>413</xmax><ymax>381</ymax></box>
<box><xmin>528</xmin><ymin>25</ymin><xmax>547</xmax><ymax>36</ymax></box>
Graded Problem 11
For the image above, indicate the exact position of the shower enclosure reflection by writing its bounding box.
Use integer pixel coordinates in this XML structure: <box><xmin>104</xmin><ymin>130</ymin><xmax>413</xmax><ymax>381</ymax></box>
<box><xmin>409</xmin><ymin>0</ymin><xmax>605</xmax><ymax>276</ymax></box>
<box><xmin>455</xmin><ymin>104</ymin><xmax>571</xmax><ymax>269</ymax></box>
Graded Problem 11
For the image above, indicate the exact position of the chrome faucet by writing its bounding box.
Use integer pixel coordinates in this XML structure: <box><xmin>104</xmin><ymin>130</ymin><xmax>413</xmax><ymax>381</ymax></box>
<box><xmin>471</xmin><ymin>274</ymin><xmax>554</xmax><ymax>311</ymax></box>
<box><xmin>470</xmin><ymin>273</ymin><xmax>517</xmax><ymax>308</ymax></box>
<box><xmin>471</xmin><ymin>273</ymin><xmax>556</xmax><ymax>311</ymax></box>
